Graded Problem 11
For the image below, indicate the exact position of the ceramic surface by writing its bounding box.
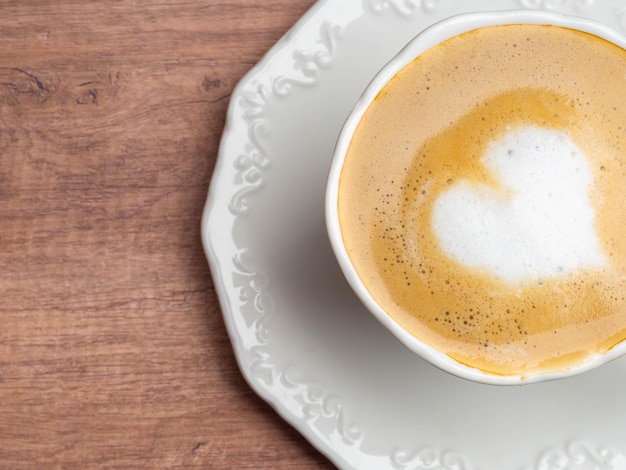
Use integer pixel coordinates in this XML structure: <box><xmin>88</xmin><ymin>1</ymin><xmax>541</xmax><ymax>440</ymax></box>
<box><xmin>202</xmin><ymin>0</ymin><xmax>626</xmax><ymax>468</ymax></box>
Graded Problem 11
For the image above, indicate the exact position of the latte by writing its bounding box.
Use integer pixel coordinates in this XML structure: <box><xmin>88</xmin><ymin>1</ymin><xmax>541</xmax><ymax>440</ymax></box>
<box><xmin>337</xmin><ymin>24</ymin><xmax>626</xmax><ymax>376</ymax></box>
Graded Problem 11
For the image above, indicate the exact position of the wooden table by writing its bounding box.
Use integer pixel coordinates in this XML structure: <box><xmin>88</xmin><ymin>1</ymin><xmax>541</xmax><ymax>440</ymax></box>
<box><xmin>0</xmin><ymin>1</ymin><xmax>336</xmax><ymax>467</ymax></box>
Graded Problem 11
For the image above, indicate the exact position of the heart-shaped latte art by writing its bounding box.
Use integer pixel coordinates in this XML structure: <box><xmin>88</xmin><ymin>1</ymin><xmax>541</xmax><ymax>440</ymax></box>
<box><xmin>431</xmin><ymin>125</ymin><xmax>606</xmax><ymax>284</ymax></box>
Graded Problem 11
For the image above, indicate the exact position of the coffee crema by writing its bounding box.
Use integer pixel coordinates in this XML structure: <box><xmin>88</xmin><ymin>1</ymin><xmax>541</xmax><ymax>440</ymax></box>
<box><xmin>337</xmin><ymin>24</ymin><xmax>626</xmax><ymax>376</ymax></box>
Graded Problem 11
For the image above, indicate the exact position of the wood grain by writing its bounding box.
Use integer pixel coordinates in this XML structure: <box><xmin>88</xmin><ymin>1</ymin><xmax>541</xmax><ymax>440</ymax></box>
<box><xmin>0</xmin><ymin>1</ymin><xmax>335</xmax><ymax>468</ymax></box>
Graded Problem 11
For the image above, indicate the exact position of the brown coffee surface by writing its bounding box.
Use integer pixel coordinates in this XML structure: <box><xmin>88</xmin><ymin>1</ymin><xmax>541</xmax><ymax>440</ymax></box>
<box><xmin>338</xmin><ymin>25</ymin><xmax>626</xmax><ymax>376</ymax></box>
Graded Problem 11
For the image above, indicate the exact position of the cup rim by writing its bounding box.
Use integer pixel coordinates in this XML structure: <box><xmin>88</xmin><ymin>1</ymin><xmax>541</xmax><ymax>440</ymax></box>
<box><xmin>325</xmin><ymin>9</ymin><xmax>626</xmax><ymax>385</ymax></box>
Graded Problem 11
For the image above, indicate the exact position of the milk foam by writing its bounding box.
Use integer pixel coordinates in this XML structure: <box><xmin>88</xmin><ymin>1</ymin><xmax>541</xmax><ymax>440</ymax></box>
<box><xmin>431</xmin><ymin>125</ymin><xmax>606</xmax><ymax>283</ymax></box>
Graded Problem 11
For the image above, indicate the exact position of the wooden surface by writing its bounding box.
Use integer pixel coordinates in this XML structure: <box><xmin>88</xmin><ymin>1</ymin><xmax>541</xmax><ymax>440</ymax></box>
<box><xmin>0</xmin><ymin>1</ymin><xmax>336</xmax><ymax>468</ymax></box>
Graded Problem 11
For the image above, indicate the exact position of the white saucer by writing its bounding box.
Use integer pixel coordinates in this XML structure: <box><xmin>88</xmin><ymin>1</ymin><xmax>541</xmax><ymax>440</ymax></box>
<box><xmin>202</xmin><ymin>1</ymin><xmax>626</xmax><ymax>468</ymax></box>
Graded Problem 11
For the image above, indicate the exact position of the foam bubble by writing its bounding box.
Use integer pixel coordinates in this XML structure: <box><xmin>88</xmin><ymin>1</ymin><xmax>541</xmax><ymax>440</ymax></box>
<box><xmin>431</xmin><ymin>125</ymin><xmax>606</xmax><ymax>283</ymax></box>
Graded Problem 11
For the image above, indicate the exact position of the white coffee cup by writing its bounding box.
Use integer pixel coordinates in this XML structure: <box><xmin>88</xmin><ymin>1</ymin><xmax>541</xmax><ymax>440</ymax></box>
<box><xmin>326</xmin><ymin>10</ymin><xmax>626</xmax><ymax>385</ymax></box>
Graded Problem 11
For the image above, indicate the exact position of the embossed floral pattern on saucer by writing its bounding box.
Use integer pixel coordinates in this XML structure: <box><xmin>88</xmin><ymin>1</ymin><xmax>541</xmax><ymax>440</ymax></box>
<box><xmin>202</xmin><ymin>0</ymin><xmax>626</xmax><ymax>468</ymax></box>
